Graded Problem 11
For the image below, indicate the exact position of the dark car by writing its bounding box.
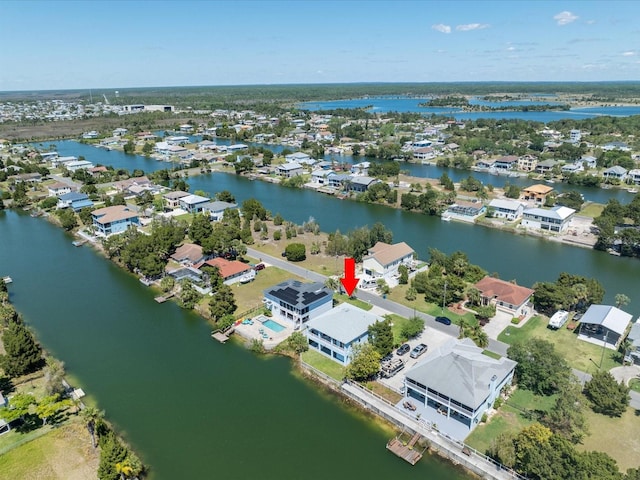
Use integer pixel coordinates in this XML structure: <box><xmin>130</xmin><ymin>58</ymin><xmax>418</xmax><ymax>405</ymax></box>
<box><xmin>396</xmin><ymin>344</ymin><xmax>410</xmax><ymax>356</ymax></box>
<box><xmin>410</xmin><ymin>343</ymin><xmax>428</xmax><ymax>359</ymax></box>
<box><xmin>435</xmin><ymin>316</ymin><xmax>452</xmax><ymax>325</ymax></box>
<box><xmin>254</xmin><ymin>263</ymin><xmax>266</xmax><ymax>271</ymax></box>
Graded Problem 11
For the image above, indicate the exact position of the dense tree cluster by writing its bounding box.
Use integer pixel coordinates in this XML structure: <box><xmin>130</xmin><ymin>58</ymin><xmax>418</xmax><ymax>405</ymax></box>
<box><xmin>507</xmin><ymin>339</ymin><xmax>571</xmax><ymax>395</ymax></box>
<box><xmin>532</xmin><ymin>273</ymin><xmax>605</xmax><ymax>315</ymax></box>
<box><xmin>325</xmin><ymin>222</ymin><xmax>393</xmax><ymax>262</ymax></box>
<box><xmin>583</xmin><ymin>371</ymin><xmax>630</xmax><ymax>417</ymax></box>
<box><xmin>594</xmin><ymin>196</ymin><xmax>640</xmax><ymax>258</ymax></box>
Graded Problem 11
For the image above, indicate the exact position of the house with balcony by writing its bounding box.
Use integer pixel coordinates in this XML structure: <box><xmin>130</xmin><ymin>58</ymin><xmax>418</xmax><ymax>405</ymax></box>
<box><xmin>263</xmin><ymin>280</ymin><xmax>333</xmax><ymax>330</ymax></box>
<box><xmin>285</xmin><ymin>152</ymin><xmax>311</xmax><ymax>164</ymax></box>
<box><xmin>403</xmin><ymin>338</ymin><xmax>517</xmax><ymax>441</ymax></box>
<box><xmin>442</xmin><ymin>200</ymin><xmax>486</xmax><ymax>223</ymax></box>
<box><xmin>473</xmin><ymin>276</ymin><xmax>534</xmax><ymax>317</ymax></box>
<box><xmin>517</xmin><ymin>155</ymin><xmax>538</xmax><ymax>172</ymax></box>
<box><xmin>47</xmin><ymin>181</ymin><xmax>73</xmax><ymax>197</ymax></box>
<box><xmin>578</xmin><ymin>305</ymin><xmax>632</xmax><ymax>351</ymax></box>
<box><xmin>521</xmin><ymin>184</ymin><xmax>554</xmax><ymax>204</ymax></box>
<box><xmin>57</xmin><ymin>192</ymin><xmax>94</xmax><ymax>212</ymax></box>
<box><xmin>201</xmin><ymin>201</ymin><xmax>238</xmax><ymax>221</ymax></box>
<box><xmin>347</xmin><ymin>176</ymin><xmax>380</xmax><ymax>193</ymax></box>
<box><xmin>163</xmin><ymin>190</ymin><xmax>190</xmax><ymax>210</ymax></box>
<box><xmin>488</xmin><ymin>199</ymin><xmax>524</xmax><ymax>221</ymax></box>
<box><xmin>311</xmin><ymin>169</ymin><xmax>334</xmax><ymax>185</ymax></box>
<box><xmin>561</xmin><ymin>162</ymin><xmax>584</xmax><ymax>174</ymax></box>
<box><xmin>276</xmin><ymin>162</ymin><xmax>304</xmax><ymax>178</ymax></box>
<box><xmin>178</xmin><ymin>194</ymin><xmax>211</xmax><ymax>214</ymax></box>
<box><xmin>493</xmin><ymin>155</ymin><xmax>518</xmax><ymax>170</ymax></box>
<box><xmin>361</xmin><ymin>241</ymin><xmax>415</xmax><ymax>288</ymax></box>
<box><xmin>628</xmin><ymin>169</ymin><xmax>640</xmax><ymax>185</ymax></box>
<box><xmin>91</xmin><ymin>205</ymin><xmax>140</xmax><ymax>237</ymax></box>
<box><xmin>581</xmin><ymin>155</ymin><xmax>597</xmax><ymax>169</ymax></box>
<box><xmin>305</xmin><ymin>303</ymin><xmax>382</xmax><ymax>365</ymax></box>
<box><xmin>603</xmin><ymin>165</ymin><xmax>628</xmax><ymax>181</ymax></box>
<box><xmin>535</xmin><ymin>159</ymin><xmax>560</xmax><ymax>174</ymax></box>
<box><xmin>521</xmin><ymin>205</ymin><xmax>575</xmax><ymax>233</ymax></box>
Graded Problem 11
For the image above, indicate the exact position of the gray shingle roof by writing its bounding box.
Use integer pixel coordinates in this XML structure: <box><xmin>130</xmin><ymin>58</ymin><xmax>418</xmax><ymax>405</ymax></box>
<box><xmin>306</xmin><ymin>303</ymin><xmax>381</xmax><ymax>344</ymax></box>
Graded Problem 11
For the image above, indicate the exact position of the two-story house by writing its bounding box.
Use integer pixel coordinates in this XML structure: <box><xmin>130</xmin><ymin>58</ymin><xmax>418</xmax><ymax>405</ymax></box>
<box><xmin>361</xmin><ymin>242</ymin><xmax>415</xmax><ymax>288</ymax></box>
<box><xmin>91</xmin><ymin>205</ymin><xmax>140</xmax><ymax>237</ymax></box>
<box><xmin>263</xmin><ymin>280</ymin><xmax>333</xmax><ymax>330</ymax></box>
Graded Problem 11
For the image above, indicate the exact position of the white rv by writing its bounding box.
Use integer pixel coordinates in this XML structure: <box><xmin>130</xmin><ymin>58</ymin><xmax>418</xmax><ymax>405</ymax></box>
<box><xmin>548</xmin><ymin>310</ymin><xmax>569</xmax><ymax>329</ymax></box>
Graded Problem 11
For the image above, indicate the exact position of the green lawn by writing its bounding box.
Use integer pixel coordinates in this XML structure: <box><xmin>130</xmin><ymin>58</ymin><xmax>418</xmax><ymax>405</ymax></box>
<box><xmin>629</xmin><ymin>378</ymin><xmax>640</xmax><ymax>393</ymax></box>
<box><xmin>301</xmin><ymin>349</ymin><xmax>345</xmax><ymax>381</ymax></box>
<box><xmin>497</xmin><ymin>315</ymin><xmax>619</xmax><ymax>373</ymax></box>
<box><xmin>334</xmin><ymin>294</ymin><xmax>373</xmax><ymax>311</ymax></box>
<box><xmin>230</xmin><ymin>266</ymin><xmax>302</xmax><ymax>313</ymax></box>
<box><xmin>579</xmin><ymin>202</ymin><xmax>605</xmax><ymax>219</ymax></box>
<box><xmin>482</xmin><ymin>350</ymin><xmax>502</xmax><ymax>360</ymax></box>
<box><xmin>578</xmin><ymin>407</ymin><xmax>640</xmax><ymax>471</ymax></box>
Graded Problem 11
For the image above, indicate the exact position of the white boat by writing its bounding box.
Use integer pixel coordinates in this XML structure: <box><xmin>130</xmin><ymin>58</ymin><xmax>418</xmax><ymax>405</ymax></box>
<box><xmin>441</xmin><ymin>215</ymin><xmax>451</xmax><ymax>222</ymax></box>
<box><xmin>628</xmin><ymin>188</ymin><xmax>638</xmax><ymax>194</ymax></box>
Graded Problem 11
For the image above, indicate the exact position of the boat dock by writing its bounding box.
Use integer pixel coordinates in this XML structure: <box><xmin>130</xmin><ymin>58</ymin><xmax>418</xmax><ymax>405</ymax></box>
<box><xmin>386</xmin><ymin>430</ymin><xmax>426</xmax><ymax>465</ymax></box>
<box><xmin>2</xmin><ymin>276</ymin><xmax>12</xmax><ymax>284</ymax></box>
<box><xmin>154</xmin><ymin>292</ymin><xmax>174</xmax><ymax>303</ymax></box>
<box><xmin>211</xmin><ymin>326</ymin><xmax>234</xmax><ymax>343</ymax></box>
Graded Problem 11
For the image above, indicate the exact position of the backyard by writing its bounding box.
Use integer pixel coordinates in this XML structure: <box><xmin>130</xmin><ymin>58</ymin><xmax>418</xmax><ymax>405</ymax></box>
<box><xmin>301</xmin><ymin>349</ymin><xmax>345</xmax><ymax>382</ymax></box>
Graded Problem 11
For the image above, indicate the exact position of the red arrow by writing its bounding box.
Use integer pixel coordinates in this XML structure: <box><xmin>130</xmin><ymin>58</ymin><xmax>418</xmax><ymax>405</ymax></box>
<box><xmin>340</xmin><ymin>257</ymin><xmax>360</xmax><ymax>297</ymax></box>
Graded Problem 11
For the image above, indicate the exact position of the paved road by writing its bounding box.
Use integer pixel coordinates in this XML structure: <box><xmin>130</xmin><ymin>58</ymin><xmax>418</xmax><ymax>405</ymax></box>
<box><xmin>250</xmin><ymin>247</ymin><xmax>640</xmax><ymax>410</ymax></box>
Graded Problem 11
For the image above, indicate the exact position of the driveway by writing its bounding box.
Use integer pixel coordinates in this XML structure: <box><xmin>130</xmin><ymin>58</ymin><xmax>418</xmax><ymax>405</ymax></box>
<box><xmin>610</xmin><ymin>365</ymin><xmax>640</xmax><ymax>386</ymax></box>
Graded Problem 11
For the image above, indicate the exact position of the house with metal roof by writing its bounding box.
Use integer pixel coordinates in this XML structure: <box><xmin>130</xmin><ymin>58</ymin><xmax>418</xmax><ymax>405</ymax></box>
<box><xmin>263</xmin><ymin>280</ymin><xmax>333</xmax><ymax>329</ymax></box>
<box><xmin>91</xmin><ymin>205</ymin><xmax>140</xmax><ymax>236</ymax></box>
<box><xmin>201</xmin><ymin>201</ymin><xmax>238</xmax><ymax>221</ymax></box>
<box><xmin>442</xmin><ymin>200</ymin><xmax>486</xmax><ymax>223</ymax></box>
<box><xmin>521</xmin><ymin>205</ymin><xmax>575</xmax><ymax>233</ymax></box>
<box><xmin>603</xmin><ymin>165</ymin><xmax>628</xmax><ymax>181</ymax></box>
<box><xmin>305</xmin><ymin>303</ymin><xmax>382</xmax><ymax>365</ymax></box>
<box><xmin>285</xmin><ymin>151</ymin><xmax>311</xmax><ymax>163</ymax></box>
<box><xmin>474</xmin><ymin>276</ymin><xmax>534</xmax><ymax>317</ymax></box>
<box><xmin>625</xmin><ymin>322</ymin><xmax>640</xmax><ymax>365</ymax></box>
<box><xmin>403</xmin><ymin>338</ymin><xmax>517</xmax><ymax>441</ymax></box>
<box><xmin>534</xmin><ymin>159</ymin><xmax>560</xmax><ymax>175</ymax></box>
<box><xmin>578</xmin><ymin>305</ymin><xmax>632</xmax><ymax>350</ymax></box>
<box><xmin>47</xmin><ymin>181</ymin><xmax>73</xmax><ymax>197</ymax></box>
<box><xmin>276</xmin><ymin>162</ymin><xmax>304</xmax><ymax>178</ymax></box>
<box><xmin>57</xmin><ymin>192</ymin><xmax>94</xmax><ymax>212</ymax></box>
<box><xmin>362</xmin><ymin>242</ymin><xmax>415</xmax><ymax>288</ymax></box>
<box><xmin>178</xmin><ymin>194</ymin><xmax>211</xmax><ymax>214</ymax></box>
<box><xmin>347</xmin><ymin>176</ymin><xmax>380</xmax><ymax>192</ymax></box>
<box><xmin>488</xmin><ymin>198</ymin><xmax>524</xmax><ymax>221</ymax></box>
<box><xmin>163</xmin><ymin>190</ymin><xmax>190</xmax><ymax>210</ymax></box>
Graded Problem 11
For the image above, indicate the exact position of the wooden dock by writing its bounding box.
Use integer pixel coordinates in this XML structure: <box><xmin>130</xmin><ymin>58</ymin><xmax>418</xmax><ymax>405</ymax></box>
<box><xmin>386</xmin><ymin>431</ymin><xmax>425</xmax><ymax>465</ymax></box>
<box><xmin>154</xmin><ymin>292</ymin><xmax>174</xmax><ymax>303</ymax></box>
<box><xmin>211</xmin><ymin>327</ymin><xmax>234</xmax><ymax>344</ymax></box>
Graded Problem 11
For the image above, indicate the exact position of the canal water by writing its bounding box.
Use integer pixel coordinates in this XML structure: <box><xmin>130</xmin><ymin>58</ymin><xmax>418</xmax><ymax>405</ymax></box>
<box><xmin>0</xmin><ymin>210</ymin><xmax>469</xmax><ymax>480</ymax></box>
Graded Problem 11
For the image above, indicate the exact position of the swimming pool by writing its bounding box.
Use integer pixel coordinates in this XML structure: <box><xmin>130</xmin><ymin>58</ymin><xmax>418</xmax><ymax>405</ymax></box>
<box><xmin>262</xmin><ymin>319</ymin><xmax>286</xmax><ymax>333</ymax></box>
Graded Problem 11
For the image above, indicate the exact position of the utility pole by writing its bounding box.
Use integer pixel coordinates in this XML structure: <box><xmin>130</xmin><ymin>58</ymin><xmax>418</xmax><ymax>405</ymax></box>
<box><xmin>442</xmin><ymin>281</ymin><xmax>447</xmax><ymax>315</ymax></box>
<box><xmin>599</xmin><ymin>331</ymin><xmax>608</xmax><ymax>369</ymax></box>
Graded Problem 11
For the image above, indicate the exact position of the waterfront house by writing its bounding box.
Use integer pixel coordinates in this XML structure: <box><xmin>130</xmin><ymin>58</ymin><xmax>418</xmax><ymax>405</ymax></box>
<box><xmin>91</xmin><ymin>205</ymin><xmax>140</xmax><ymax>236</ymax></box>
<box><xmin>285</xmin><ymin>151</ymin><xmax>311</xmax><ymax>164</ymax></box>
<box><xmin>628</xmin><ymin>169</ymin><xmax>640</xmax><ymax>185</ymax></box>
<box><xmin>179</xmin><ymin>124</ymin><xmax>194</xmax><ymax>133</ymax></box>
<box><xmin>305</xmin><ymin>303</ymin><xmax>382</xmax><ymax>365</ymax></box>
<box><xmin>201</xmin><ymin>201</ymin><xmax>238</xmax><ymax>221</ymax></box>
<box><xmin>535</xmin><ymin>159</ymin><xmax>560</xmax><ymax>174</ymax></box>
<box><xmin>51</xmin><ymin>156</ymin><xmax>78</xmax><ymax>168</ymax></box>
<box><xmin>178</xmin><ymin>194</ymin><xmax>210</xmax><ymax>214</ymax></box>
<box><xmin>521</xmin><ymin>184</ymin><xmax>554</xmax><ymax>204</ymax></box>
<box><xmin>57</xmin><ymin>192</ymin><xmax>94</xmax><ymax>212</ymax></box>
<box><xmin>311</xmin><ymin>169</ymin><xmax>334</xmax><ymax>185</ymax></box>
<box><xmin>326</xmin><ymin>173</ymin><xmax>350</xmax><ymax>189</ymax></box>
<box><xmin>475</xmin><ymin>159</ymin><xmax>495</xmax><ymax>170</ymax></box>
<box><xmin>413</xmin><ymin>147</ymin><xmax>436</xmax><ymax>161</ymax></box>
<box><xmin>65</xmin><ymin>160</ymin><xmax>95</xmax><ymax>172</ymax></box>
<box><xmin>474</xmin><ymin>276</ymin><xmax>534</xmax><ymax>317</ymax></box>
<box><xmin>361</xmin><ymin>241</ymin><xmax>415</xmax><ymax>288</ymax></box>
<box><xmin>443</xmin><ymin>200</ymin><xmax>486</xmax><ymax>222</ymax></box>
<box><xmin>403</xmin><ymin>338</ymin><xmax>517</xmax><ymax>441</ymax></box>
<box><xmin>195</xmin><ymin>257</ymin><xmax>255</xmax><ymax>286</ymax></box>
<box><xmin>581</xmin><ymin>155</ymin><xmax>598</xmax><ymax>169</ymax></box>
<box><xmin>166</xmin><ymin>136</ymin><xmax>190</xmax><ymax>146</ymax></box>
<box><xmin>578</xmin><ymin>305</ymin><xmax>632</xmax><ymax>350</ymax></box>
<box><xmin>39</xmin><ymin>151</ymin><xmax>59</xmax><ymax>163</ymax></box>
<box><xmin>493</xmin><ymin>155</ymin><xmax>518</xmax><ymax>171</ymax></box>
<box><xmin>9</xmin><ymin>172</ymin><xmax>42</xmax><ymax>184</ymax></box>
<box><xmin>347</xmin><ymin>176</ymin><xmax>380</xmax><ymax>193</ymax></box>
<box><xmin>603</xmin><ymin>165</ymin><xmax>628</xmax><ymax>181</ymax></box>
<box><xmin>276</xmin><ymin>162</ymin><xmax>304</xmax><ymax>178</ymax></box>
<box><xmin>521</xmin><ymin>205</ymin><xmax>575</xmax><ymax>233</ymax></box>
<box><xmin>263</xmin><ymin>279</ymin><xmax>333</xmax><ymax>330</ymax></box>
<box><xmin>170</xmin><ymin>243</ymin><xmax>206</xmax><ymax>266</ymax></box>
<box><xmin>113</xmin><ymin>127</ymin><xmax>128</xmax><ymax>137</ymax></box>
<box><xmin>163</xmin><ymin>190</ymin><xmax>190</xmax><ymax>210</ymax></box>
<box><xmin>227</xmin><ymin>144</ymin><xmax>248</xmax><ymax>153</ymax></box>
<box><xmin>602</xmin><ymin>141</ymin><xmax>631</xmax><ymax>152</ymax></box>
<box><xmin>625</xmin><ymin>322</ymin><xmax>640</xmax><ymax>365</ymax></box>
<box><xmin>350</xmin><ymin>162</ymin><xmax>371</xmax><ymax>176</ymax></box>
<box><xmin>488</xmin><ymin>198</ymin><xmax>524</xmax><ymax>221</ymax></box>
<box><xmin>517</xmin><ymin>155</ymin><xmax>538</xmax><ymax>172</ymax></box>
<box><xmin>47</xmin><ymin>181</ymin><xmax>73</xmax><ymax>197</ymax></box>
<box><xmin>82</xmin><ymin>131</ymin><xmax>99</xmax><ymax>139</ymax></box>
<box><xmin>561</xmin><ymin>162</ymin><xmax>584</xmax><ymax>174</ymax></box>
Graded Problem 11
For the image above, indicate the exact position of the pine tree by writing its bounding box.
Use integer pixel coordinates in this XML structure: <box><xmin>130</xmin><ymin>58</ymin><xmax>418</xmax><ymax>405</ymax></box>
<box><xmin>0</xmin><ymin>319</ymin><xmax>43</xmax><ymax>377</ymax></box>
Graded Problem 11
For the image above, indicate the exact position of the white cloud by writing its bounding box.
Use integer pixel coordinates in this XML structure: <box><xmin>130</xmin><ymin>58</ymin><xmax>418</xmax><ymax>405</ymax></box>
<box><xmin>554</xmin><ymin>11</ymin><xmax>578</xmax><ymax>26</ymax></box>
<box><xmin>622</xmin><ymin>51</ymin><xmax>636</xmax><ymax>56</ymax></box>
<box><xmin>507</xmin><ymin>46</ymin><xmax>516</xmax><ymax>51</ymax></box>
<box><xmin>432</xmin><ymin>24</ymin><xmax>451</xmax><ymax>34</ymax></box>
<box><xmin>456</xmin><ymin>23</ymin><xmax>489</xmax><ymax>31</ymax></box>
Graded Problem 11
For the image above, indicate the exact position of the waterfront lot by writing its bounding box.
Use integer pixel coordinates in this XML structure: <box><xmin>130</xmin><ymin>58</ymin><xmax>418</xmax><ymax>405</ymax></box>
<box><xmin>498</xmin><ymin>315</ymin><xmax>619</xmax><ymax>372</ymax></box>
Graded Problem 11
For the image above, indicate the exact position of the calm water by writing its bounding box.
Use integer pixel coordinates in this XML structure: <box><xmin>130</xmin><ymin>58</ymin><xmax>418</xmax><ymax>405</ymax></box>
<box><xmin>299</xmin><ymin>97</ymin><xmax>640</xmax><ymax>122</ymax></box>
<box><xmin>46</xmin><ymin>140</ymin><xmax>635</xmax><ymax>205</ymax></box>
<box><xmin>0</xmin><ymin>210</ymin><xmax>469</xmax><ymax>480</ymax></box>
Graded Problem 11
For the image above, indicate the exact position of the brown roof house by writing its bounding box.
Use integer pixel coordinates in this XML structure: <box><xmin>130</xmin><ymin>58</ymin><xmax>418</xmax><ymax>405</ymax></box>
<box><xmin>522</xmin><ymin>184</ymin><xmax>554</xmax><ymax>204</ymax></box>
<box><xmin>361</xmin><ymin>242</ymin><xmax>415</xmax><ymax>288</ymax></box>
<box><xmin>474</xmin><ymin>276</ymin><xmax>534</xmax><ymax>317</ymax></box>
<box><xmin>170</xmin><ymin>243</ymin><xmax>206</xmax><ymax>266</ymax></box>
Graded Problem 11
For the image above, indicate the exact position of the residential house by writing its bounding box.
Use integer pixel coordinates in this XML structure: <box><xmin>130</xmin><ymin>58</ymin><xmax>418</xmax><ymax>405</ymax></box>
<box><xmin>170</xmin><ymin>243</ymin><xmax>206</xmax><ymax>266</ymax></box>
<box><xmin>82</xmin><ymin>131</ymin><xmax>99</xmax><ymax>139</ymax></box>
<box><xmin>9</xmin><ymin>172</ymin><xmax>42</xmax><ymax>184</ymax></box>
<box><xmin>474</xmin><ymin>276</ymin><xmax>534</xmax><ymax>317</ymax></box>
<box><xmin>91</xmin><ymin>205</ymin><xmax>140</xmax><ymax>236</ymax></box>
<box><xmin>581</xmin><ymin>155</ymin><xmax>597</xmax><ymax>169</ymax></box>
<box><xmin>113</xmin><ymin>128</ymin><xmax>128</xmax><ymax>137</ymax></box>
<box><xmin>196</xmin><ymin>257</ymin><xmax>255</xmax><ymax>286</ymax></box>
<box><xmin>517</xmin><ymin>155</ymin><xmax>537</xmax><ymax>172</ymax></box>
<box><xmin>47</xmin><ymin>181</ymin><xmax>73</xmax><ymax>197</ymax></box>
<box><xmin>285</xmin><ymin>151</ymin><xmax>311</xmax><ymax>164</ymax></box>
<box><xmin>263</xmin><ymin>280</ymin><xmax>333</xmax><ymax>329</ymax></box>
<box><xmin>57</xmin><ymin>192</ymin><xmax>94</xmax><ymax>212</ymax></box>
<box><xmin>577</xmin><ymin>305</ymin><xmax>632</xmax><ymax>350</ymax></box>
<box><xmin>276</xmin><ymin>162</ymin><xmax>304</xmax><ymax>178</ymax></box>
<box><xmin>625</xmin><ymin>322</ymin><xmax>640</xmax><ymax>365</ymax></box>
<box><xmin>493</xmin><ymin>155</ymin><xmax>518</xmax><ymax>170</ymax></box>
<box><xmin>326</xmin><ymin>173</ymin><xmax>350</xmax><ymax>189</ymax></box>
<box><xmin>51</xmin><ymin>156</ymin><xmax>78</xmax><ymax>168</ymax></box>
<box><xmin>488</xmin><ymin>199</ymin><xmax>524</xmax><ymax>221</ymax></box>
<box><xmin>311</xmin><ymin>169</ymin><xmax>334</xmax><ymax>185</ymax></box>
<box><xmin>602</xmin><ymin>141</ymin><xmax>631</xmax><ymax>152</ymax></box>
<box><xmin>39</xmin><ymin>152</ymin><xmax>59</xmax><ymax>163</ymax></box>
<box><xmin>535</xmin><ymin>159</ymin><xmax>560</xmax><ymax>174</ymax></box>
<box><xmin>350</xmin><ymin>162</ymin><xmax>370</xmax><ymax>176</ymax></box>
<box><xmin>348</xmin><ymin>176</ymin><xmax>380</xmax><ymax>192</ymax></box>
<box><xmin>179</xmin><ymin>124</ymin><xmax>194</xmax><ymax>133</ymax></box>
<box><xmin>413</xmin><ymin>147</ymin><xmax>436</xmax><ymax>162</ymax></box>
<box><xmin>163</xmin><ymin>191</ymin><xmax>190</xmax><ymax>210</ymax></box>
<box><xmin>475</xmin><ymin>159</ymin><xmax>495</xmax><ymax>170</ymax></box>
<box><xmin>628</xmin><ymin>169</ymin><xmax>640</xmax><ymax>185</ymax></box>
<box><xmin>603</xmin><ymin>165</ymin><xmax>628</xmax><ymax>181</ymax></box>
<box><xmin>227</xmin><ymin>144</ymin><xmax>248</xmax><ymax>153</ymax></box>
<box><xmin>88</xmin><ymin>166</ymin><xmax>109</xmax><ymax>177</ymax></box>
<box><xmin>403</xmin><ymin>338</ymin><xmax>517</xmax><ymax>441</ymax></box>
<box><xmin>521</xmin><ymin>205</ymin><xmax>575</xmax><ymax>233</ymax></box>
<box><xmin>166</xmin><ymin>136</ymin><xmax>190</xmax><ymax>146</ymax></box>
<box><xmin>521</xmin><ymin>184</ymin><xmax>554</xmax><ymax>204</ymax></box>
<box><xmin>569</xmin><ymin>129</ymin><xmax>581</xmax><ymax>143</ymax></box>
<box><xmin>65</xmin><ymin>160</ymin><xmax>95</xmax><ymax>172</ymax></box>
<box><xmin>201</xmin><ymin>201</ymin><xmax>238</xmax><ymax>221</ymax></box>
<box><xmin>362</xmin><ymin>241</ymin><xmax>415</xmax><ymax>288</ymax></box>
<box><xmin>112</xmin><ymin>176</ymin><xmax>153</xmax><ymax>194</ymax></box>
<box><xmin>443</xmin><ymin>200</ymin><xmax>486</xmax><ymax>222</ymax></box>
<box><xmin>561</xmin><ymin>162</ymin><xmax>584</xmax><ymax>174</ymax></box>
<box><xmin>179</xmin><ymin>194</ymin><xmax>210</xmax><ymax>214</ymax></box>
<box><xmin>305</xmin><ymin>303</ymin><xmax>382</xmax><ymax>365</ymax></box>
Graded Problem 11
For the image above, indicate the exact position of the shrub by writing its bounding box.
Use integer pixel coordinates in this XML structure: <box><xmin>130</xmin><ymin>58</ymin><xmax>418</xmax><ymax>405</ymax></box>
<box><xmin>511</xmin><ymin>317</ymin><xmax>521</xmax><ymax>324</ymax></box>
<box><xmin>273</xmin><ymin>230</ymin><xmax>282</xmax><ymax>241</ymax></box>
<box><xmin>284</xmin><ymin>243</ymin><xmax>306</xmax><ymax>262</ymax></box>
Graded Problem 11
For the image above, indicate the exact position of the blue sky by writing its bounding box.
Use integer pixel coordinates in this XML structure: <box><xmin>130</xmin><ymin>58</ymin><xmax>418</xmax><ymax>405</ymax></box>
<box><xmin>1</xmin><ymin>1</ymin><xmax>639</xmax><ymax>91</ymax></box>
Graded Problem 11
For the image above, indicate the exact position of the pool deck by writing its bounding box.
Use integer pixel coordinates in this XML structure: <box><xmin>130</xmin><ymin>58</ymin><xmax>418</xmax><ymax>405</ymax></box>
<box><xmin>233</xmin><ymin>314</ymin><xmax>293</xmax><ymax>349</ymax></box>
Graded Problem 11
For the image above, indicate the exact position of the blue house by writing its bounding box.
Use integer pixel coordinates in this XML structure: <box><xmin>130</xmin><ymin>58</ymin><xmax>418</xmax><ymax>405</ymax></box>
<box><xmin>305</xmin><ymin>303</ymin><xmax>381</xmax><ymax>365</ymax></box>
<box><xmin>91</xmin><ymin>205</ymin><xmax>140</xmax><ymax>237</ymax></box>
<box><xmin>56</xmin><ymin>192</ymin><xmax>94</xmax><ymax>212</ymax></box>
<box><xmin>263</xmin><ymin>280</ymin><xmax>333</xmax><ymax>330</ymax></box>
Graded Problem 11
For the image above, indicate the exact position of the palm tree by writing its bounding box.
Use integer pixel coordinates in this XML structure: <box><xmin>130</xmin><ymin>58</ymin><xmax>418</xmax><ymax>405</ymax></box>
<box><xmin>81</xmin><ymin>406</ymin><xmax>104</xmax><ymax>449</ymax></box>
<box><xmin>571</xmin><ymin>283</ymin><xmax>589</xmax><ymax>311</ymax></box>
<box><xmin>615</xmin><ymin>293</ymin><xmax>630</xmax><ymax>309</ymax></box>
<box><xmin>466</xmin><ymin>287</ymin><xmax>481</xmax><ymax>307</ymax></box>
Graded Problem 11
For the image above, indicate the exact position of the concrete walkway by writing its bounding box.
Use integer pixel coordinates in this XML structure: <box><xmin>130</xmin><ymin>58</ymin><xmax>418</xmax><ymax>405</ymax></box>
<box><xmin>610</xmin><ymin>365</ymin><xmax>640</xmax><ymax>386</ymax></box>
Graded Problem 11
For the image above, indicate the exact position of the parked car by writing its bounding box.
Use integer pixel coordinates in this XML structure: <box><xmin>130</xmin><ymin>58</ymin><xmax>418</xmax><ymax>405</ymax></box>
<box><xmin>435</xmin><ymin>316</ymin><xmax>452</xmax><ymax>325</ymax></box>
<box><xmin>254</xmin><ymin>263</ymin><xmax>265</xmax><ymax>271</ymax></box>
<box><xmin>410</xmin><ymin>343</ymin><xmax>428</xmax><ymax>359</ymax></box>
<box><xmin>396</xmin><ymin>343</ymin><xmax>410</xmax><ymax>356</ymax></box>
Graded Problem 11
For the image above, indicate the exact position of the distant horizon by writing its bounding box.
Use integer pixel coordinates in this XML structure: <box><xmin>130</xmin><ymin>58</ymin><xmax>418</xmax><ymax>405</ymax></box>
<box><xmin>2</xmin><ymin>1</ymin><xmax>639</xmax><ymax>91</ymax></box>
